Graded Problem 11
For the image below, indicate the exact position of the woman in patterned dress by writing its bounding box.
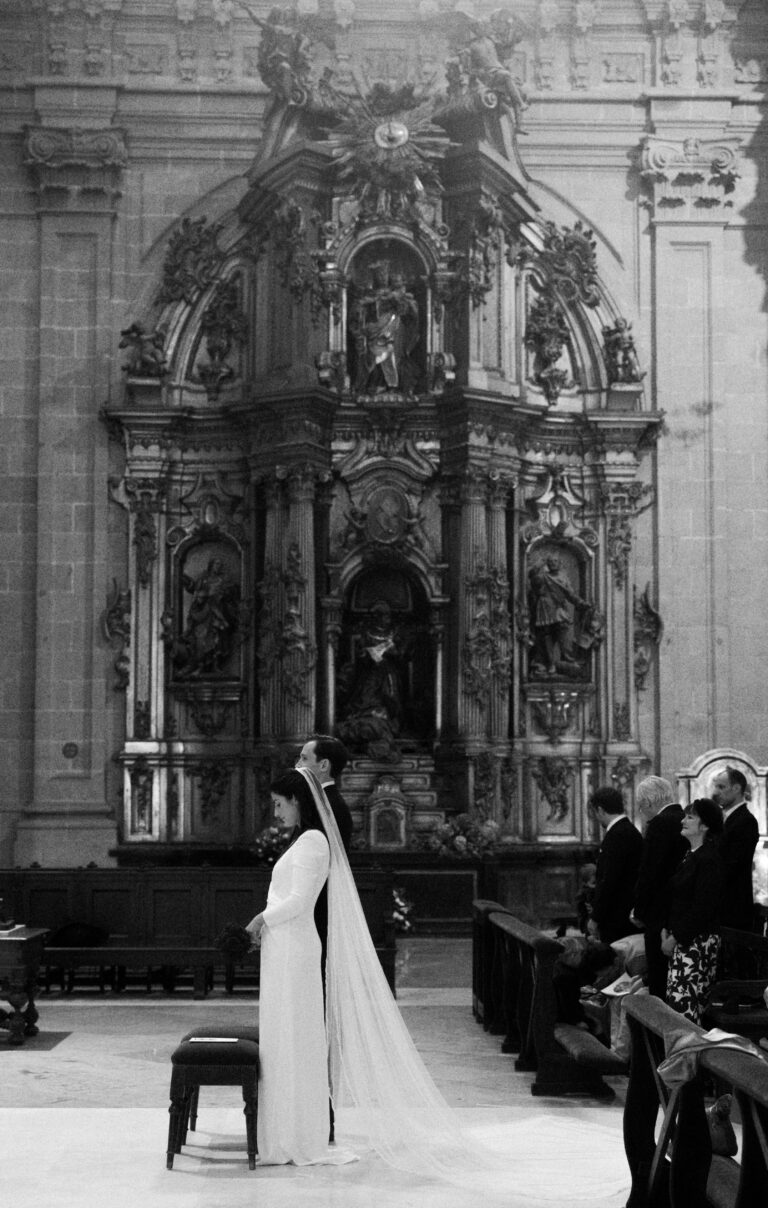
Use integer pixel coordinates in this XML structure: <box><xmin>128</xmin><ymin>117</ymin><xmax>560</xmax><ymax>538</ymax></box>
<box><xmin>661</xmin><ymin>797</ymin><xmax>724</xmax><ymax>1023</ymax></box>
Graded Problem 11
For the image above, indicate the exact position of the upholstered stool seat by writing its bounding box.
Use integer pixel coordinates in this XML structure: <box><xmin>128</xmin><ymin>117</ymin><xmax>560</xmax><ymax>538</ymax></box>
<box><xmin>166</xmin><ymin>1029</ymin><xmax>260</xmax><ymax>1170</ymax></box>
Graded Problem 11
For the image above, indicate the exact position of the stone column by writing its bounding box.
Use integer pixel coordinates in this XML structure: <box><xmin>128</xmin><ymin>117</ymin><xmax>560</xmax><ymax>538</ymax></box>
<box><xmin>641</xmin><ymin>125</ymin><xmax>741</xmax><ymax>768</ymax></box>
<box><xmin>15</xmin><ymin>115</ymin><xmax>126</xmax><ymax>866</ymax></box>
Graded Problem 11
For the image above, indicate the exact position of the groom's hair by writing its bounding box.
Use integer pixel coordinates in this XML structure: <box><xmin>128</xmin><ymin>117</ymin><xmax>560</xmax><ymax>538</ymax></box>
<box><xmin>311</xmin><ymin>734</ymin><xmax>349</xmax><ymax>779</ymax></box>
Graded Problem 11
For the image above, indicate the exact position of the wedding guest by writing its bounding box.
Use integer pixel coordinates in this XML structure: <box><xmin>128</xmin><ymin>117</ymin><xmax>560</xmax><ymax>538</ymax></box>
<box><xmin>631</xmin><ymin>776</ymin><xmax>687</xmax><ymax>999</ymax></box>
<box><xmin>662</xmin><ymin>797</ymin><xmax>724</xmax><ymax>1023</ymax></box>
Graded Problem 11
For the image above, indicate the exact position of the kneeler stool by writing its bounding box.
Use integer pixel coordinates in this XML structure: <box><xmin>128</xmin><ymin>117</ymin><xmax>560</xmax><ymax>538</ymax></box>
<box><xmin>166</xmin><ymin>1026</ymin><xmax>260</xmax><ymax>1170</ymax></box>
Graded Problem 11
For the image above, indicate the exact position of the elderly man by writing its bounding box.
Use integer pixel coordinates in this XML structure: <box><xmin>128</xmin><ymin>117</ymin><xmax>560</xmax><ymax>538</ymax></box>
<box><xmin>712</xmin><ymin>766</ymin><xmax>759</xmax><ymax>932</ymax></box>
<box><xmin>631</xmin><ymin>775</ymin><xmax>687</xmax><ymax>999</ymax></box>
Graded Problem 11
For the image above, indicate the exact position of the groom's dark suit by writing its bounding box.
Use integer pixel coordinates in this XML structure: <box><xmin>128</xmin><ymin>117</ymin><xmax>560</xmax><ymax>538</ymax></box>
<box><xmin>314</xmin><ymin>779</ymin><xmax>353</xmax><ymax>963</ymax></box>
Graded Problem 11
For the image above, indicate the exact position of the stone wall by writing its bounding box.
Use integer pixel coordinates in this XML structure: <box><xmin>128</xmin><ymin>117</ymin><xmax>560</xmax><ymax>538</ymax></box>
<box><xmin>1</xmin><ymin>0</ymin><xmax>767</xmax><ymax>865</ymax></box>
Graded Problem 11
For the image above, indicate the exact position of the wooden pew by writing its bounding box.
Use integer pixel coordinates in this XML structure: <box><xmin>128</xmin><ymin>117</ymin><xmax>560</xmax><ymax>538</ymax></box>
<box><xmin>1</xmin><ymin>866</ymin><xmax>396</xmax><ymax>997</ymax></box>
<box><xmin>703</xmin><ymin>927</ymin><xmax>768</xmax><ymax>1044</ymax></box>
<box><xmin>488</xmin><ymin>910</ymin><xmax>627</xmax><ymax>1097</ymax></box>
<box><xmin>472</xmin><ymin>898</ymin><xmax>511</xmax><ymax>1032</ymax></box>
<box><xmin>623</xmin><ymin>992</ymin><xmax>768</xmax><ymax>1208</ymax></box>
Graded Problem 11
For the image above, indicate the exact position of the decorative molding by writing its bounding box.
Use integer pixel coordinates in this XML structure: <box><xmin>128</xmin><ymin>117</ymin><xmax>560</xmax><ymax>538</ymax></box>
<box><xmin>462</xmin><ymin>557</ymin><xmax>511</xmax><ymax>711</ymax></box>
<box><xmin>122</xmin><ymin>478</ymin><xmax>167</xmax><ymax>589</ymax></box>
<box><xmin>530</xmin><ymin>689</ymin><xmax>580</xmax><ymax>744</ymax></box>
<box><xmin>194</xmin><ymin>277</ymin><xmax>248</xmax><ymax>400</ymax></box>
<box><xmin>633</xmin><ymin>582</ymin><xmax>663</xmax><ymax>692</ymax></box>
<box><xmin>599</xmin><ymin>482</ymin><xmax>654</xmax><ymax>589</ymax></box>
<box><xmin>532</xmin><ymin>756</ymin><xmax>574</xmax><ymax>823</ymax></box>
<box><xmin>194</xmin><ymin>761</ymin><xmax>231</xmax><ymax>824</ymax></box>
<box><xmin>640</xmin><ymin>135</ymin><xmax>741</xmax><ymax>218</ymax></box>
<box><xmin>24</xmin><ymin>125</ymin><xmax>126</xmax><ymax>207</ymax></box>
<box><xmin>129</xmin><ymin>756</ymin><xmax>153</xmax><ymax>836</ymax></box>
<box><xmin>102</xmin><ymin>580</ymin><xmax>131</xmax><ymax>690</ymax></box>
<box><xmin>613</xmin><ymin>701</ymin><xmax>631</xmax><ymax>742</ymax></box>
<box><xmin>156</xmin><ymin>215</ymin><xmax>224</xmax><ymax>307</ymax></box>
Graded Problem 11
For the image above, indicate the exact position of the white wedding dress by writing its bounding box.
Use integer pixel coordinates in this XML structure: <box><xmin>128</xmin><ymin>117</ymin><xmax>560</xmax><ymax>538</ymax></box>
<box><xmin>257</xmin><ymin>828</ymin><xmax>356</xmax><ymax>1166</ymax></box>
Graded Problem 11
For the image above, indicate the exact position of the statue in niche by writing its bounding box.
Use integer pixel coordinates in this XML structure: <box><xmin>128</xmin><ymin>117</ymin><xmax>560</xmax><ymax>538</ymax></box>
<box><xmin>350</xmin><ymin>262</ymin><xmax>420</xmax><ymax>395</ymax></box>
<box><xmin>527</xmin><ymin>552</ymin><xmax>594</xmax><ymax>679</ymax></box>
<box><xmin>336</xmin><ymin>600</ymin><xmax>409</xmax><ymax>762</ymax></box>
<box><xmin>173</xmin><ymin>556</ymin><xmax>240</xmax><ymax>679</ymax></box>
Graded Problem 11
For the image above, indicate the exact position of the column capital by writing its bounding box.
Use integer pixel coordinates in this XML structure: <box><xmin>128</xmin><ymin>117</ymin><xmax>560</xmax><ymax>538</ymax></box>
<box><xmin>24</xmin><ymin>124</ymin><xmax>126</xmax><ymax>213</ymax></box>
<box><xmin>640</xmin><ymin>133</ymin><xmax>742</xmax><ymax>222</ymax></box>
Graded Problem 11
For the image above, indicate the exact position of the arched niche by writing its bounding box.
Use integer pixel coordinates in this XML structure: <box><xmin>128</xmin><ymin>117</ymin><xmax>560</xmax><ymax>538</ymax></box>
<box><xmin>334</xmin><ymin>563</ymin><xmax>434</xmax><ymax>760</ymax></box>
<box><xmin>346</xmin><ymin>238</ymin><xmax>428</xmax><ymax>395</ymax></box>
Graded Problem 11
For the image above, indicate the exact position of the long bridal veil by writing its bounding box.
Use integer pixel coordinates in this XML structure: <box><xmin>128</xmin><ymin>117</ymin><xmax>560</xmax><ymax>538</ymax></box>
<box><xmin>295</xmin><ymin>768</ymin><xmax>630</xmax><ymax>1204</ymax></box>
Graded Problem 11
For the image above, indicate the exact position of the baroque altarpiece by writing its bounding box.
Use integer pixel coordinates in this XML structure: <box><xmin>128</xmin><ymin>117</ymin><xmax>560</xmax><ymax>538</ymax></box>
<box><xmin>103</xmin><ymin>8</ymin><xmax>662</xmax><ymax>859</ymax></box>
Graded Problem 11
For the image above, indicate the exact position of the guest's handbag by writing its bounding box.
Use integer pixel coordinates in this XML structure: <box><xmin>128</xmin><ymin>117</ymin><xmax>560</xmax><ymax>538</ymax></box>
<box><xmin>705</xmin><ymin>1094</ymin><xmax>738</xmax><ymax>1158</ymax></box>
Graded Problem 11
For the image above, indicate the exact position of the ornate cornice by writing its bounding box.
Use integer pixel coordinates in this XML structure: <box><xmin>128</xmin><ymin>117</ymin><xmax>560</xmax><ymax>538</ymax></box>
<box><xmin>24</xmin><ymin>124</ymin><xmax>126</xmax><ymax>210</ymax></box>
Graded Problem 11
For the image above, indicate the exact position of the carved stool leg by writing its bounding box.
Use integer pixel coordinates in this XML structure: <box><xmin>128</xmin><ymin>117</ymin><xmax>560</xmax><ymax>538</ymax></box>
<box><xmin>167</xmin><ymin>1085</ymin><xmax>186</xmax><ymax>1169</ymax></box>
<box><xmin>243</xmin><ymin>1077</ymin><xmax>258</xmax><ymax>1170</ymax></box>
<box><xmin>189</xmin><ymin>1085</ymin><xmax>200</xmax><ymax>1132</ymax></box>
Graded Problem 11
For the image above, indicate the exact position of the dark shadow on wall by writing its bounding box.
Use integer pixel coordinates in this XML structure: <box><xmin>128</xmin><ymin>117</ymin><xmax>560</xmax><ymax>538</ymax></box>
<box><xmin>733</xmin><ymin>2</ymin><xmax>768</xmax><ymax>315</ymax></box>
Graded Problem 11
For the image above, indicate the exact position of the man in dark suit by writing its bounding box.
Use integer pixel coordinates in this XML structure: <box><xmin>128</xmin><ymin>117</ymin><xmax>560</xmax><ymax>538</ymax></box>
<box><xmin>631</xmin><ymin>775</ymin><xmax>687</xmax><ymax>999</ymax></box>
<box><xmin>588</xmin><ymin>786</ymin><xmax>643</xmax><ymax>944</ymax></box>
<box><xmin>295</xmin><ymin>733</ymin><xmax>353</xmax><ymax>1143</ymax></box>
<box><xmin>712</xmin><ymin>766</ymin><xmax>759</xmax><ymax>931</ymax></box>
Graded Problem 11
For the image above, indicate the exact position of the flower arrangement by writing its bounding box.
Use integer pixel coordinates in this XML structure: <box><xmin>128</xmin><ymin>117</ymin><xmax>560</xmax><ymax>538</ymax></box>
<box><xmin>392</xmin><ymin>887</ymin><xmax>414</xmax><ymax>934</ymax></box>
<box><xmin>420</xmin><ymin>813</ymin><xmax>502</xmax><ymax>861</ymax></box>
<box><xmin>250</xmin><ymin>825</ymin><xmax>291</xmax><ymax>865</ymax></box>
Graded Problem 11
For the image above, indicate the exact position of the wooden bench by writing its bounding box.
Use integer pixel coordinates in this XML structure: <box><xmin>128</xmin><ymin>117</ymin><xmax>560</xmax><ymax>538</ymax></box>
<box><xmin>703</xmin><ymin>927</ymin><xmax>768</xmax><ymax>1045</ymax></box>
<box><xmin>488</xmin><ymin>910</ymin><xmax>627</xmax><ymax>1098</ymax></box>
<box><xmin>623</xmin><ymin>993</ymin><xmax>768</xmax><ymax>1208</ymax></box>
<box><xmin>472</xmin><ymin>898</ymin><xmax>511</xmax><ymax>1032</ymax></box>
<box><xmin>1</xmin><ymin>866</ymin><xmax>396</xmax><ymax>998</ymax></box>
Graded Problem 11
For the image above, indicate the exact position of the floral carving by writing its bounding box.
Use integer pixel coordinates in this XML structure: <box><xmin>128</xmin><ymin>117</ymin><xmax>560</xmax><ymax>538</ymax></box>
<box><xmin>124</xmin><ymin>478</ymin><xmax>166</xmax><ymax>589</ymax></box>
<box><xmin>613</xmin><ymin>701</ymin><xmax>631</xmax><ymax>742</ymax></box>
<box><xmin>520</xmin><ymin>220</ymin><xmax>601</xmax><ymax>308</ymax></box>
<box><xmin>633</xmin><ymin>583</ymin><xmax>663</xmax><ymax>692</ymax></box>
<box><xmin>130</xmin><ymin>757</ymin><xmax>153</xmax><ymax>835</ymax></box>
<box><xmin>532</xmin><ymin>756</ymin><xmax>574</xmax><ymax>823</ymax></box>
<box><xmin>195</xmin><ymin>761</ymin><xmax>231</xmax><ymax>824</ymax></box>
<box><xmin>195</xmin><ymin>277</ymin><xmax>248</xmax><ymax>399</ymax></box>
<box><xmin>102</xmin><ymin>579</ymin><xmax>131</xmax><ymax>689</ymax></box>
<box><xmin>462</xmin><ymin>559</ymin><xmax>511</xmax><ymax>711</ymax></box>
<box><xmin>530</xmin><ymin>690</ymin><xmax>578</xmax><ymax>744</ymax></box>
<box><xmin>524</xmin><ymin>292</ymin><xmax>572</xmax><ymax>404</ymax></box>
<box><xmin>134</xmin><ymin>699</ymin><xmax>151</xmax><ymax>740</ymax></box>
<box><xmin>156</xmin><ymin>215</ymin><xmax>224</xmax><ymax>306</ymax></box>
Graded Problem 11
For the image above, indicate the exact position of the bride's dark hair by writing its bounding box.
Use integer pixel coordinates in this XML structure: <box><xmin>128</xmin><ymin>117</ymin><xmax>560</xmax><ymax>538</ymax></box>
<box><xmin>270</xmin><ymin>770</ymin><xmax>324</xmax><ymax>834</ymax></box>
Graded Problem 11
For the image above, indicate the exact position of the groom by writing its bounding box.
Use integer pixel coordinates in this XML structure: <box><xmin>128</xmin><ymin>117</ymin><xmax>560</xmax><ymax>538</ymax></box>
<box><xmin>296</xmin><ymin>734</ymin><xmax>353</xmax><ymax>1144</ymax></box>
<box><xmin>296</xmin><ymin>734</ymin><xmax>353</xmax><ymax>854</ymax></box>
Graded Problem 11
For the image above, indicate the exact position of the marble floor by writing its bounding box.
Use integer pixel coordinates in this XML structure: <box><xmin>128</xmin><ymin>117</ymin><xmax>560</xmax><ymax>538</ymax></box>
<box><xmin>1</xmin><ymin>937</ymin><xmax>630</xmax><ymax>1208</ymax></box>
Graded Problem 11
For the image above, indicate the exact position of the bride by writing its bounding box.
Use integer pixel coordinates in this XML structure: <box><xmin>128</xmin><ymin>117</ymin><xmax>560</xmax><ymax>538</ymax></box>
<box><xmin>247</xmin><ymin>766</ymin><xmax>629</xmax><ymax>1202</ymax></box>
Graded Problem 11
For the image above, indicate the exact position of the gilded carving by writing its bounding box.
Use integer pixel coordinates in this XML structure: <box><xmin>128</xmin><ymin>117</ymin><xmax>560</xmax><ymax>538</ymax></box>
<box><xmin>602</xmin><ymin>318</ymin><xmax>645</xmax><ymax>384</ymax></box>
<box><xmin>524</xmin><ymin>292</ymin><xmax>572</xmax><ymax>405</ymax></box>
<box><xmin>156</xmin><ymin>215</ymin><xmax>224</xmax><ymax>306</ymax></box>
<box><xmin>194</xmin><ymin>277</ymin><xmax>248</xmax><ymax>399</ymax></box>
<box><xmin>532</xmin><ymin>756</ymin><xmax>574</xmax><ymax>823</ymax></box>
<box><xmin>102</xmin><ymin>580</ymin><xmax>131</xmax><ymax>690</ymax></box>
<box><xmin>462</xmin><ymin>559</ymin><xmax>511</xmax><ymax>712</ymax></box>
<box><xmin>613</xmin><ymin>701</ymin><xmax>631</xmax><ymax>742</ymax></box>
<box><xmin>633</xmin><ymin>583</ymin><xmax>663</xmax><ymax>692</ymax></box>
<box><xmin>195</xmin><ymin>761</ymin><xmax>231</xmax><ymax>824</ymax></box>
<box><xmin>442</xmin><ymin>10</ymin><xmax>528</xmax><ymax>129</ymax></box>
<box><xmin>119</xmin><ymin>322</ymin><xmax>168</xmax><ymax>378</ymax></box>
<box><xmin>134</xmin><ymin>699</ymin><xmax>151</xmax><ymax>740</ymax></box>
<box><xmin>130</xmin><ymin>756</ymin><xmax>153</xmax><ymax>835</ymax></box>
<box><xmin>124</xmin><ymin>478</ymin><xmax>166</xmax><ymax>589</ymax></box>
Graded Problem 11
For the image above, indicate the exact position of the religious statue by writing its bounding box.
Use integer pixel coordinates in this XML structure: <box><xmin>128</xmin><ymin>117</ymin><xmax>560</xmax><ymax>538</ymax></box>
<box><xmin>119</xmin><ymin>322</ymin><xmax>167</xmax><ymax>377</ymax></box>
<box><xmin>527</xmin><ymin>553</ymin><xmax>589</xmax><ymax>677</ymax></box>
<box><xmin>351</xmin><ymin>263</ymin><xmax>420</xmax><ymax>395</ymax></box>
<box><xmin>602</xmin><ymin>318</ymin><xmax>645</xmax><ymax>384</ymax></box>
<box><xmin>172</xmin><ymin>556</ymin><xmax>240</xmax><ymax>678</ymax></box>
<box><xmin>336</xmin><ymin>601</ymin><xmax>407</xmax><ymax>762</ymax></box>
